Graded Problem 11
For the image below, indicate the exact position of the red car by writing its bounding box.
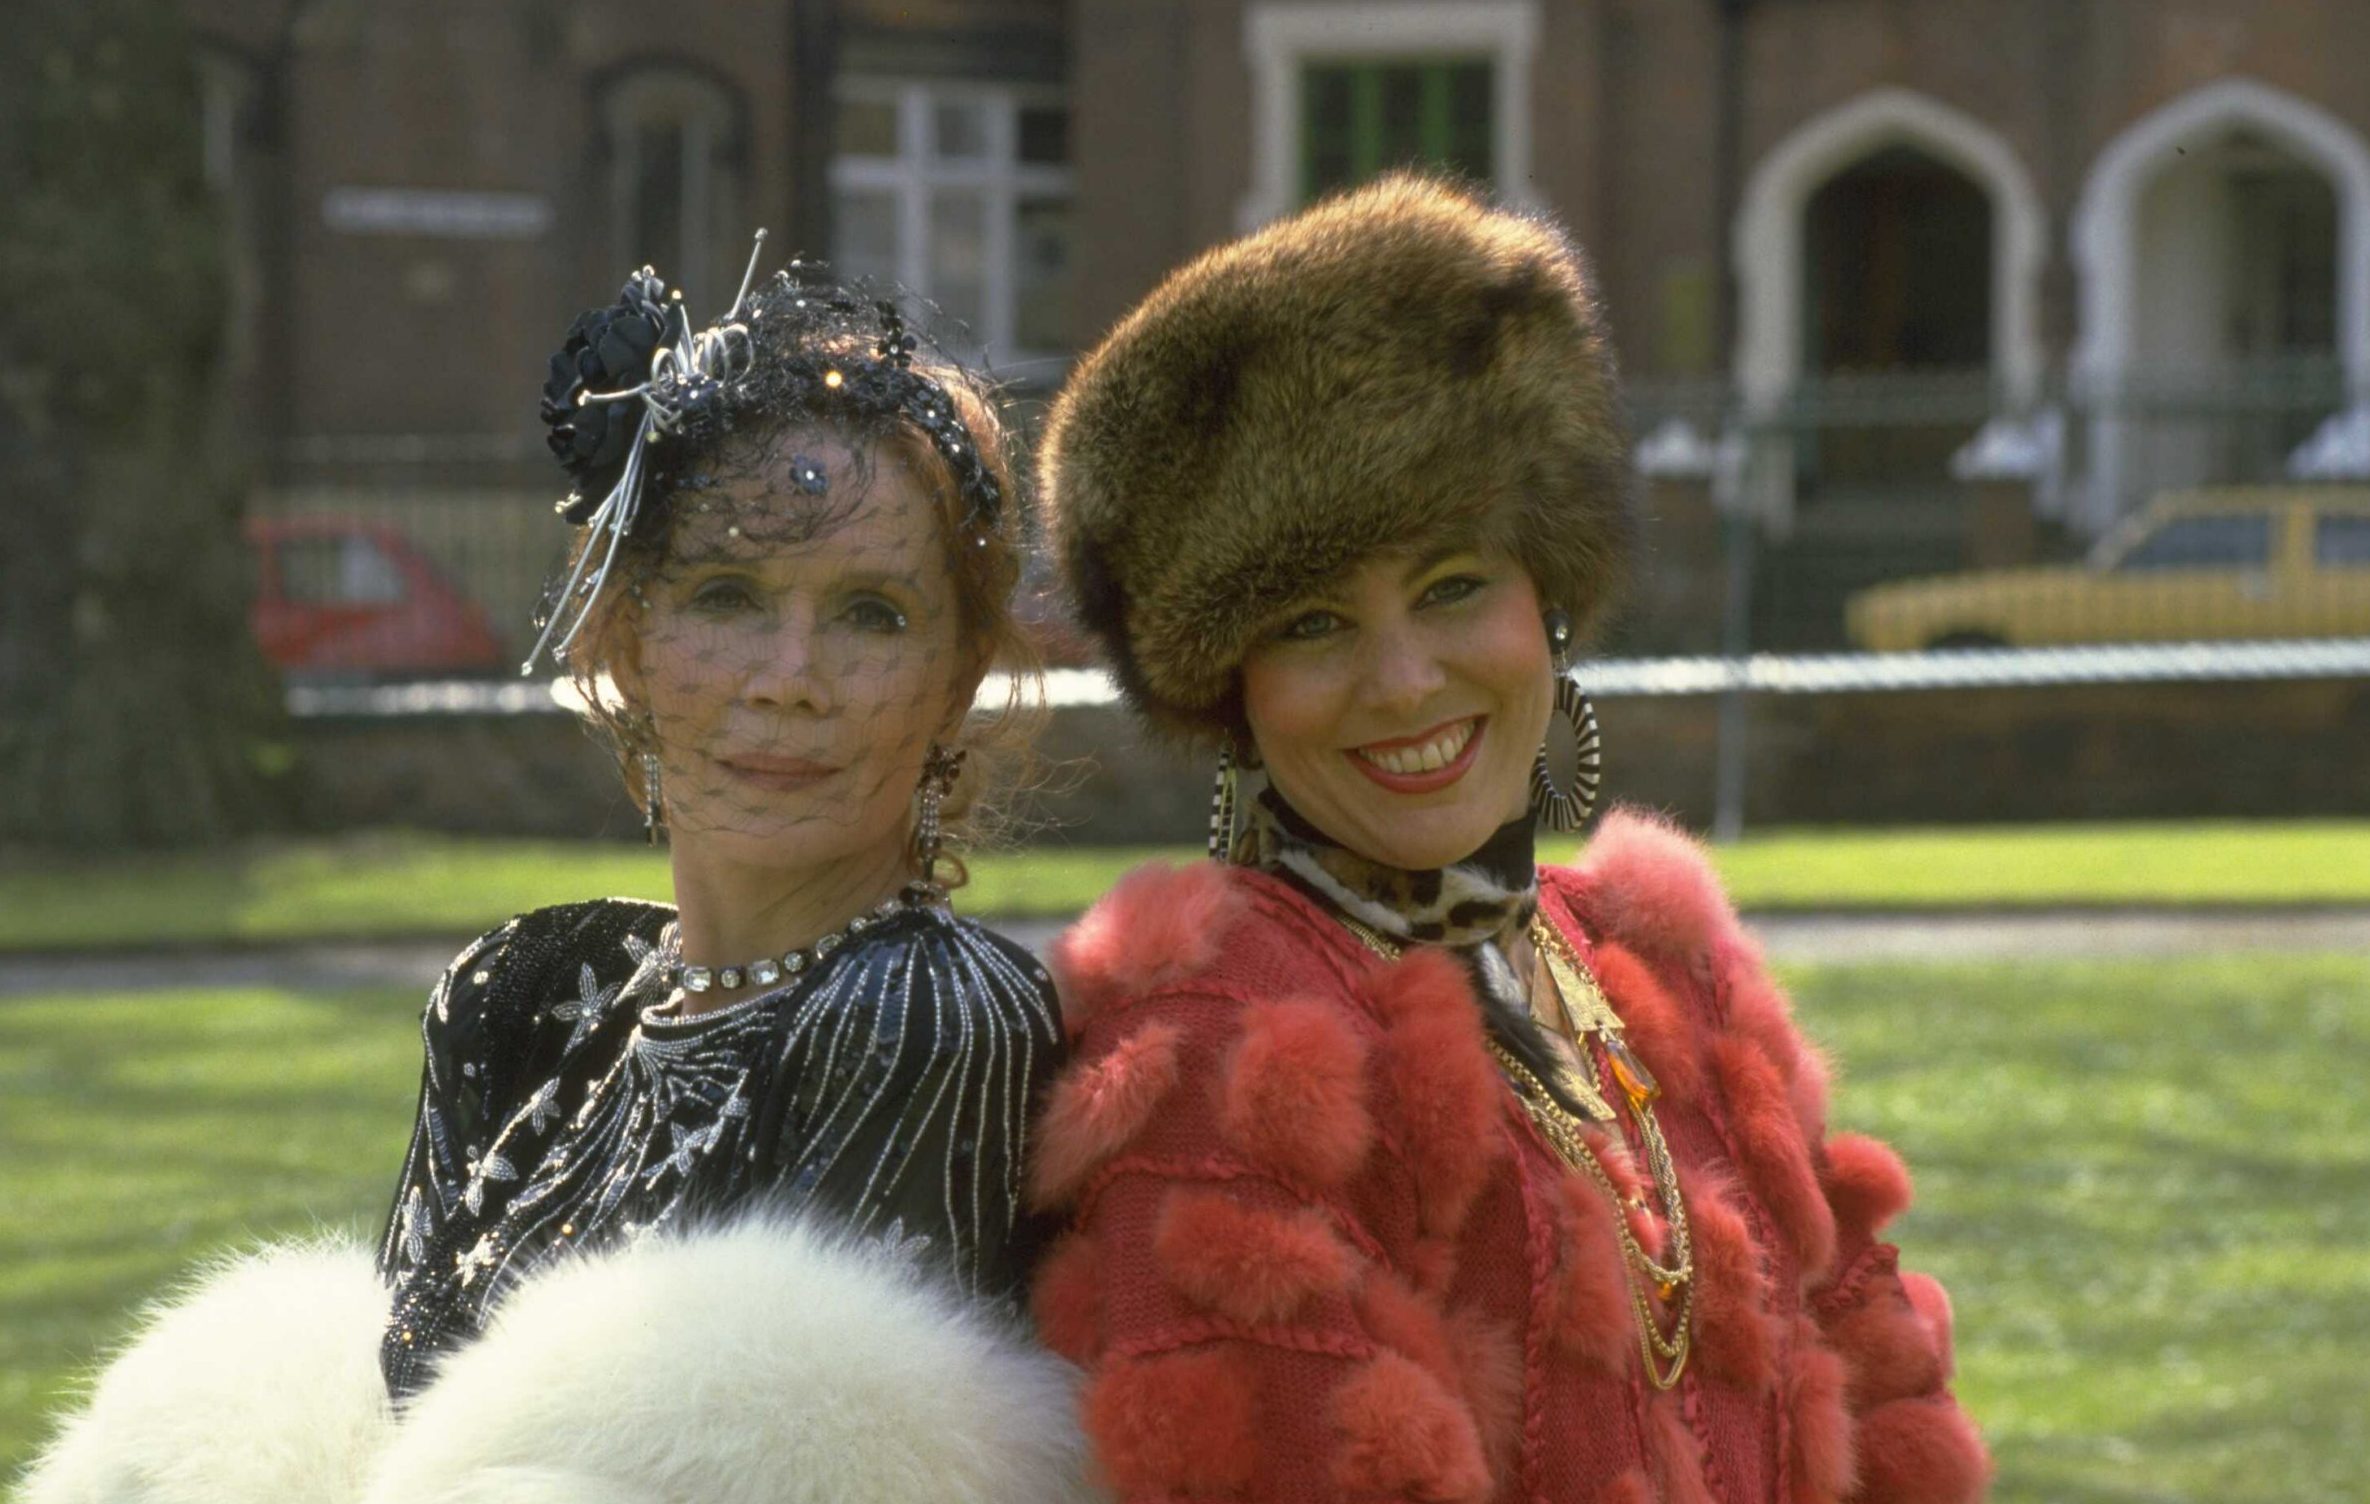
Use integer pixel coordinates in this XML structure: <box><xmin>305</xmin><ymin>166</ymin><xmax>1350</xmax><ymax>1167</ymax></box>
<box><xmin>247</xmin><ymin>516</ymin><xmax>505</xmax><ymax>676</ymax></box>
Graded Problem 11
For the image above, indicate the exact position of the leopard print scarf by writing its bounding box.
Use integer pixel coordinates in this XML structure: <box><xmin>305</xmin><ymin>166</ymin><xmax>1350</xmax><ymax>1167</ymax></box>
<box><xmin>1241</xmin><ymin>788</ymin><xmax>1606</xmax><ymax>1121</ymax></box>
<box><xmin>1238</xmin><ymin>787</ymin><xmax>1538</xmax><ymax>949</ymax></box>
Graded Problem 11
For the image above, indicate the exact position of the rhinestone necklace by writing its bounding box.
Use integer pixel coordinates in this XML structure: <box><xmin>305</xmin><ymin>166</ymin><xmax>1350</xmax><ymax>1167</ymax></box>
<box><xmin>660</xmin><ymin>882</ymin><xmax>941</xmax><ymax>996</ymax></box>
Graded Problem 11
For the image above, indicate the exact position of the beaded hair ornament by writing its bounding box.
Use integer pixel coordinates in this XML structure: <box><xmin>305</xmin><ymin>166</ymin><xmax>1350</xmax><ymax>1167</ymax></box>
<box><xmin>525</xmin><ymin>230</ymin><xmax>1006</xmax><ymax>671</ymax></box>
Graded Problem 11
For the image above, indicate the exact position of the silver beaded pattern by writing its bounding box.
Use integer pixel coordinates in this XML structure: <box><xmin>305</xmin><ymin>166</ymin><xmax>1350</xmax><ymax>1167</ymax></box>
<box><xmin>376</xmin><ymin>899</ymin><xmax>1060</xmax><ymax>1399</ymax></box>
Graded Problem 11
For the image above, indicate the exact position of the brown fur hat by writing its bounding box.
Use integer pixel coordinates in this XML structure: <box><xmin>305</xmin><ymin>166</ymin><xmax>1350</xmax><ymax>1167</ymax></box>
<box><xmin>1041</xmin><ymin>173</ymin><xmax>1632</xmax><ymax>742</ymax></box>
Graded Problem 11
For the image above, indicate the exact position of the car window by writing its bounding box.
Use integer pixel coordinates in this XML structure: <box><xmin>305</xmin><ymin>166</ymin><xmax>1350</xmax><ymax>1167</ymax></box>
<box><xmin>280</xmin><ymin>535</ymin><xmax>406</xmax><ymax>605</ymax></box>
<box><xmin>2315</xmin><ymin>513</ymin><xmax>2370</xmax><ymax>567</ymax></box>
<box><xmin>2113</xmin><ymin>513</ymin><xmax>2271</xmax><ymax>571</ymax></box>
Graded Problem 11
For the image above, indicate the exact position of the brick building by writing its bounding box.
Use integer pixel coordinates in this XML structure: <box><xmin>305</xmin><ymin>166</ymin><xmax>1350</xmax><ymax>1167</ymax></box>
<box><xmin>188</xmin><ymin>0</ymin><xmax>2370</xmax><ymax>641</ymax></box>
<box><xmin>190</xmin><ymin>0</ymin><xmax>1061</xmax><ymax>454</ymax></box>
<box><xmin>179</xmin><ymin>0</ymin><xmax>2370</xmax><ymax>829</ymax></box>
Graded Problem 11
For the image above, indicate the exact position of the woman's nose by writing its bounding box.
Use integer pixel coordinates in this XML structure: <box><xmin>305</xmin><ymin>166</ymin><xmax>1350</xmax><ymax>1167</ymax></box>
<box><xmin>743</xmin><ymin>613</ymin><xmax>835</xmax><ymax>714</ymax></box>
<box><xmin>1359</xmin><ymin>618</ymin><xmax>1447</xmax><ymax>716</ymax></box>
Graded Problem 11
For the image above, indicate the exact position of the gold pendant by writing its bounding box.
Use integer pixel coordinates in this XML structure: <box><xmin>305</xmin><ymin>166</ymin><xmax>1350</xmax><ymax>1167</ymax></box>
<box><xmin>1539</xmin><ymin>1030</ymin><xmax>1616</xmax><ymax>1121</ymax></box>
<box><xmin>1538</xmin><ymin>941</ymin><xmax>1622</xmax><ymax>1036</ymax></box>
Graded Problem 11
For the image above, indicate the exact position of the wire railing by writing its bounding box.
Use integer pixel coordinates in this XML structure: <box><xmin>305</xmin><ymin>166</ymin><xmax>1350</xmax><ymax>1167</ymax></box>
<box><xmin>285</xmin><ymin>638</ymin><xmax>2370</xmax><ymax>719</ymax></box>
<box><xmin>256</xmin><ymin>370</ymin><xmax>2370</xmax><ymax>833</ymax></box>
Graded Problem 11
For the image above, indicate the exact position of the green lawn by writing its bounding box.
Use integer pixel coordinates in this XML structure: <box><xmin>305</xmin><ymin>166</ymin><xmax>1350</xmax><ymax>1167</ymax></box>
<box><xmin>1698</xmin><ymin>821</ymin><xmax>2370</xmax><ymax>911</ymax></box>
<box><xmin>0</xmin><ymin>835</ymin><xmax>1174</xmax><ymax>951</ymax></box>
<box><xmin>0</xmin><ymin>985</ymin><xmax>424</xmax><ymax>1477</ymax></box>
<box><xmin>3</xmin><ymin>820</ymin><xmax>2367</xmax><ymax>953</ymax></box>
<box><xmin>5</xmin><ymin>955</ymin><xmax>2366</xmax><ymax>1501</ymax></box>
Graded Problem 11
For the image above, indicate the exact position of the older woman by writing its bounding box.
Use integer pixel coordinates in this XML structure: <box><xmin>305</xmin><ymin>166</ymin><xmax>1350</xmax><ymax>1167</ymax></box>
<box><xmin>23</xmin><ymin>255</ymin><xmax>1088</xmax><ymax>1504</ymax></box>
<box><xmin>1027</xmin><ymin>176</ymin><xmax>1988</xmax><ymax>1504</ymax></box>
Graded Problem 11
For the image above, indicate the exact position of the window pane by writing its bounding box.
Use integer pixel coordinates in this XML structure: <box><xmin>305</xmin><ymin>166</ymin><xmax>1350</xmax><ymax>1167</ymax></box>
<box><xmin>630</xmin><ymin>121</ymin><xmax>686</xmax><ymax>269</ymax></box>
<box><xmin>1377</xmin><ymin>65</ymin><xmax>1425</xmax><ymax>168</ymax></box>
<box><xmin>2317</xmin><ymin>512</ymin><xmax>2370</xmax><ymax>566</ymax></box>
<box><xmin>2116</xmin><ymin>514</ymin><xmax>2272</xmax><ymax>570</ymax></box>
<box><xmin>1446</xmin><ymin>61</ymin><xmax>1493</xmax><ymax>182</ymax></box>
<box><xmin>1303</xmin><ymin>59</ymin><xmax>1493</xmax><ymax>202</ymax></box>
<box><xmin>933</xmin><ymin>100</ymin><xmax>987</xmax><ymax>161</ymax></box>
<box><xmin>1304</xmin><ymin>65</ymin><xmax>1356</xmax><ymax>199</ymax></box>
<box><xmin>928</xmin><ymin>188</ymin><xmax>986</xmax><ymax>334</ymax></box>
<box><xmin>1015</xmin><ymin>197</ymin><xmax>1072</xmax><ymax>351</ymax></box>
<box><xmin>832</xmin><ymin>189</ymin><xmax>899</xmax><ymax>285</ymax></box>
<box><xmin>341</xmin><ymin>538</ymin><xmax>404</xmax><ymax>603</ymax></box>
<box><xmin>1018</xmin><ymin>105</ymin><xmax>1068</xmax><ymax>166</ymax></box>
<box><xmin>836</xmin><ymin>96</ymin><xmax>900</xmax><ymax>157</ymax></box>
<box><xmin>282</xmin><ymin>537</ymin><xmax>404</xmax><ymax>606</ymax></box>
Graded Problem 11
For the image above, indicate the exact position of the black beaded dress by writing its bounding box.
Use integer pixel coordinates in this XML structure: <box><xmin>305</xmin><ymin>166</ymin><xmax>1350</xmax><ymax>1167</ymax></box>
<box><xmin>375</xmin><ymin>895</ymin><xmax>1064</xmax><ymax>1400</ymax></box>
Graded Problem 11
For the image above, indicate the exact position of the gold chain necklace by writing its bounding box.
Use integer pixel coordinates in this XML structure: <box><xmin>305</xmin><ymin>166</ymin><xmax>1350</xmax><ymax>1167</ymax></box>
<box><xmin>1335</xmin><ymin>910</ymin><xmax>1695</xmax><ymax>1389</ymax></box>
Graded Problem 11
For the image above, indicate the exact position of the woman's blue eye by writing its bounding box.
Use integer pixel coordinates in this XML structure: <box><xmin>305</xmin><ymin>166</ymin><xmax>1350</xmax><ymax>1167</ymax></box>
<box><xmin>846</xmin><ymin>595</ymin><xmax>909</xmax><ymax>633</ymax></box>
<box><xmin>1280</xmin><ymin>609</ymin><xmax>1343</xmax><ymax>641</ymax></box>
<box><xmin>1420</xmin><ymin>574</ymin><xmax>1486</xmax><ymax>607</ymax></box>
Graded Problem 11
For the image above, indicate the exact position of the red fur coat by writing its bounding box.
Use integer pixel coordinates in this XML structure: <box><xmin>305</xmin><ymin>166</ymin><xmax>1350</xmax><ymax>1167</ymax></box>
<box><xmin>1029</xmin><ymin>809</ymin><xmax>1989</xmax><ymax>1504</ymax></box>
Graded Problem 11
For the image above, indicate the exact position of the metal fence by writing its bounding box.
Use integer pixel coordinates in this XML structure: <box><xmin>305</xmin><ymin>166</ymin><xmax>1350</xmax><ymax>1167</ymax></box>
<box><xmin>257</xmin><ymin>370</ymin><xmax>2370</xmax><ymax>834</ymax></box>
<box><xmin>1622</xmin><ymin>361</ymin><xmax>2368</xmax><ymax>657</ymax></box>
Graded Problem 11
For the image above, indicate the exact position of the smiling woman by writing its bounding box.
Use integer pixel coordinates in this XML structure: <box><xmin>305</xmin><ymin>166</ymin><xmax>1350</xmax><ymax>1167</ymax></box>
<box><xmin>19</xmin><ymin>261</ymin><xmax>1090</xmax><ymax>1504</ymax></box>
<box><xmin>1027</xmin><ymin>175</ymin><xmax>1990</xmax><ymax>1504</ymax></box>
<box><xmin>1242</xmin><ymin>545</ymin><xmax>1555</xmax><ymax>870</ymax></box>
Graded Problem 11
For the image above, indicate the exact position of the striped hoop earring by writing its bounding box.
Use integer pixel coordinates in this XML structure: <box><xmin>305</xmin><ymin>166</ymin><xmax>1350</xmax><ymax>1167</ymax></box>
<box><xmin>1207</xmin><ymin>736</ymin><xmax>1242</xmax><ymax>861</ymax></box>
<box><xmin>1530</xmin><ymin>608</ymin><xmax>1603</xmax><ymax>832</ymax></box>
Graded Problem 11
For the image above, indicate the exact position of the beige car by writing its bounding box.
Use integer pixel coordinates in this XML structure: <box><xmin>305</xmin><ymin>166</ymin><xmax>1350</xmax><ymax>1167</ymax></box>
<box><xmin>1845</xmin><ymin>487</ymin><xmax>2370</xmax><ymax>650</ymax></box>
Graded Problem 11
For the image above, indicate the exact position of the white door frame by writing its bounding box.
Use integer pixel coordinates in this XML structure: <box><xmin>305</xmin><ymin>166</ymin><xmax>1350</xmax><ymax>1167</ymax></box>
<box><xmin>1732</xmin><ymin>88</ymin><xmax>2047</xmax><ymax>527</ymax></box>
<box><xmin>2070</xmin><ymin>78</ymin><xmax>2370</xmax><ymax>533</ymax></box>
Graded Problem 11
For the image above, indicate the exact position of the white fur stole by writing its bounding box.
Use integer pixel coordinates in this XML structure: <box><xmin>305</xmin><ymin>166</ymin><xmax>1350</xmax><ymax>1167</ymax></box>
<box><xmin>17</xmin><ymin>1218</ymin><xmax>1097</xmax><ymax>1504</ymax></box>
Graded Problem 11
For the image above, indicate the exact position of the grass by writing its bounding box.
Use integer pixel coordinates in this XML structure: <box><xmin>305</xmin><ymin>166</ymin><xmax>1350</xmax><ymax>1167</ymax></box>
<box><xmin>1700</xmin><ymin>821</ymin><xmax>2370</xmax><ymax>911</ymax></box>
<box><xmin>0</xmin><ymin>984</ymin><xmax>424</xmax><ymax>1475</ymax></box>
<box><xmin>4</xmin><ymin>955</ymin><xmax>2366</xmax><ymax>1500</ymax></box>
<box><xmin>2</xmin><ymin>820</ymin><xmax>2367</xmax><ymax>953</ymax></box>
<box><xmin>1794</xmin><ymin>953</ymin><xmax>2370</xmax><ymax>1504</ymax></box>
<box><xmin>0</xmin><ymin>835</ymin><xmax>1182</xmax><ymax>951</ymax></box>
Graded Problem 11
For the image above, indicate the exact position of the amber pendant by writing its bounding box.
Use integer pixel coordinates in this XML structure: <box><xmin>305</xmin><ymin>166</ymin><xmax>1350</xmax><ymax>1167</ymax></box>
<box><xmin>1604</xmin><ymin>1034</ymin><xmax>1661</xmax><ymax>1106</ymax></box>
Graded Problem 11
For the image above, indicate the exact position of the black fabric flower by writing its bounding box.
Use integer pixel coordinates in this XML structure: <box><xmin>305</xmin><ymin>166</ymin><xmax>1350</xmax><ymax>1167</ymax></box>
<box><xmin>540</xmin><ymin>270</ymin><xmax>676</xmax><ymax>521</ymax></box>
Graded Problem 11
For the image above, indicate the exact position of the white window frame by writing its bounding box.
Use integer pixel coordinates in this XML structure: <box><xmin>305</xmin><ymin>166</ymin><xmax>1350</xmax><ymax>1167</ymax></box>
<box><xmin>830</xmin><ymin>78</ymin><xmax>1075</xmax><ymax>371</ymax></box>
<box><xmin>196</xmin><ymin>46</ymin><xmax>256</xmax><ymax>192</ymax></box>
<box><xmin>1240</xmin><ymin>0</ymin><xmax>1540</xmax><ymax>232</ymax></box>
<box><xmin>603</xmin><ymin>69</ymin><xmax>741</xmax><ymax>298</ymax></box>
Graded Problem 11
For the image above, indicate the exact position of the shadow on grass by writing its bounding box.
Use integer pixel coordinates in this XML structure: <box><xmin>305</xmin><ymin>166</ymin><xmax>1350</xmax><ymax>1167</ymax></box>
<box><xmin>0</xmin><ymin>848</ymin><xmax>264</xmax><ymax>951</ymax></box>
<box><xmin>0</xmin><ymin>982</ymin><xmax>422</xmax><ymax>1472</ymax></box>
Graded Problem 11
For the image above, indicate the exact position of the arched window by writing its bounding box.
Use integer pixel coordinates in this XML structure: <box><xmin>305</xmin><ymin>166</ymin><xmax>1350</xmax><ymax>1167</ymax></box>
<box><xmin>600</xmin><ymin>67</ymin><xmax>745</xmax><ymax>299</ymax></box>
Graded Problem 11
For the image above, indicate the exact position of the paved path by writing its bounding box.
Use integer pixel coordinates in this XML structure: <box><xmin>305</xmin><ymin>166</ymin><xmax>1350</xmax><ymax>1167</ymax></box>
<box><xmin>4</xmin><ymin>909</ymin><xmax>2367</xmax><ymax>998</ymax></box>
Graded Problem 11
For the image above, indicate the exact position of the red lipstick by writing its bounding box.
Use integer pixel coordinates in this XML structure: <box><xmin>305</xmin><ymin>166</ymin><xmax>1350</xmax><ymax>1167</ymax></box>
<box><xmin>1344</xmin><ymin>716</ymin><xmax>1485</xmax><ymax>794</ymax></box>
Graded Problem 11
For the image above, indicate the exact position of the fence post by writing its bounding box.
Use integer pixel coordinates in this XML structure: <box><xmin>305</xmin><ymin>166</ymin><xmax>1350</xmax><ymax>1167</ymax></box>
<box><xmin>1710</xmin><ymin>425</ymin><xmax>1755</xmax><ymax>844</ymax></box>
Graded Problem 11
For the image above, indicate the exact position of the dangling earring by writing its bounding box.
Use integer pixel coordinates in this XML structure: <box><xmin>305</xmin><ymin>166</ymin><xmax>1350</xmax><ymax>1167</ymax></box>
<box><xmin>913</xmin><ymin>742</ymin><xmax>967</xmax><ymax>890</ymax></box>
<box><xmin>1530</xmin><ymin>607</ymin><xmax>1603</xmax><ymax>832</ymax></box>
<box><xmin>640</xmin><ymin>750</ymin><xmax>666</xmax><ymax>845</ymax></box>
<box><xmin>1207</xmin><ymin>736</ymin><xmax>1242</xmax><ymax>862</ymax></box>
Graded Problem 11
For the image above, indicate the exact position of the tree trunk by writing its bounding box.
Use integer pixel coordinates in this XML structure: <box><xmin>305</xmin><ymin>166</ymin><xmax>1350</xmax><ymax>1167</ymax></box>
<box><xmin>0</xmin><ymin>0</ymin><xmax>286</xmax><ymax>847</ymax></box>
